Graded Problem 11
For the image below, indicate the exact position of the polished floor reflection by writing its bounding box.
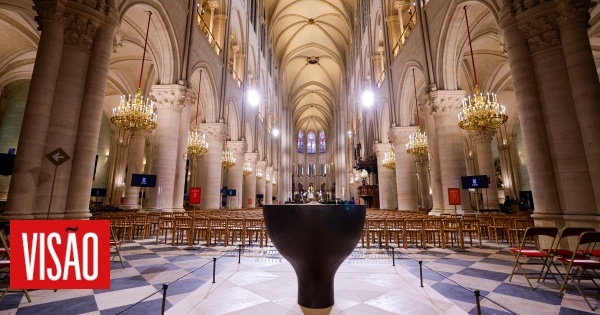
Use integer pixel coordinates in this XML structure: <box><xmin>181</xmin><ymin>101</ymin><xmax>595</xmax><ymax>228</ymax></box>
<box><xmin>1</xmin><ymin>237</ymin><xmax>600</xmax><ymax>314</ymax></box>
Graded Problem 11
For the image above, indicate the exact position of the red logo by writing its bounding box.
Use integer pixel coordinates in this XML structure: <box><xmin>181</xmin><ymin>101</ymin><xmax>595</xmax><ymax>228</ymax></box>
<box><xmin>10</xmin><ymin>220</ymin><xmax>110</xmax><ymax>289</ymax></box>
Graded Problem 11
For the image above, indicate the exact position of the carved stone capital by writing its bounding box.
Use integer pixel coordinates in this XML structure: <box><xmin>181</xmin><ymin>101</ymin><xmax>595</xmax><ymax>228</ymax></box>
<box><xmin>266</xmin><ymin>166</ymin><xmax>274</xmax><ymax>174</ymax></box>
<box><xmin>469</xmin><ymin>129</ymin><xmax>496</xmax><ymax>144</ymax></box>
<box><xmin>556</xmin><ymin>0</ymin><xmax>590</xmax><ymax>24</ymax></box>
<box><xmin>373</xmin><ymin>143</ymin><xmax>393</xmax><ymax>157</ymax></box>
<box><xmin>421</xmin><ymin>90</ymin><xmax>465</xmax><ymax>117</ymax></box>
<box><xmin>208</xmin><ymin>1</ymin><xmax>219</xmax><ymax>10</ymax></box>
<box><xmin>62</xmin><ymin>13</ymin><xmax>99</xmax><ymax>51</ymax></box>
<box><xmin>388</xmin><ymin>126</ymin><xmax>417</xmax><ymax>145</ymax></box>
<box><xmin>256</xmin><ymin>160</ymin><xmax>267</xmax><ymax>171</ymax></box>
<box><xmin>33</xmin><ymin>0</ymin><xmax>66</xmax><ymax>31</ymax></box>
<box><xmin>151</xmin><ymin>84</ymin><xmax>188</xmax><ymax>111</ymax></box>
<box><xmin>244</xmin><ymin>152</ymin><xmax>259</xmax><ymax>164</ymax></box>
<box><xmin>394</xmin><ymin>0</ymin><xmax>407</xmax><ymax>10</ymax></box>
<box><xmin>198</xmin><ymin>123</ymin><xmax>228</xmax><ymax>142</ymax></box>
<box><xmin>113</xmin><ymin>27</ymin><xmax>123</xmax><ymax>53</ymax></box>
<box><xmin>227</xmin><ymin>140</ymin><xmax>247</xmax><ymax>154</ymax></box>
<box><xmin>518</xmin><ymin>14</ymin><xmax>561</xmax><ymax>54</ymax></box>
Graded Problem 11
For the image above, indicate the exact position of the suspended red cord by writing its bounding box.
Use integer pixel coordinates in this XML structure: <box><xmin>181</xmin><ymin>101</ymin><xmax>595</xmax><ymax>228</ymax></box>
<box><xmin>412</xmin><ymin>68</ymin><xmax>420</xmax><ymax>127</ymax></box>
<box><xmin>464</xmin><ymin>5</ymin><xmax>478</xmax><ymax>87</ymax></box>
<box><xmin>195</xmin><ymin>70</ymin><xmax>203</xmax><ymax>127</ymax></box>
<box><xmin>137</xmin><ymin>11</ymin><xmax>152</xmax><ymax>90</ymax></box>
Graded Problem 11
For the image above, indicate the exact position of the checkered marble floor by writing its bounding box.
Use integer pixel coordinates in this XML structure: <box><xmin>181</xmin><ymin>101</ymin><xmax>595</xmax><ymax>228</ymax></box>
<box><xmin>1</xmin><ymin>237</ymin><xmax>600</xmax><ymax>315</ymax></box>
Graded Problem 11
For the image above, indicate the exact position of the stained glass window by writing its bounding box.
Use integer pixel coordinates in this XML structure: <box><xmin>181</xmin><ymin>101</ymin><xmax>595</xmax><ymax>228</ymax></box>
<box><xmin>297</xmin><ymin>130</ymin><xmax>304</xmax><ymax>153</ymax></box>
<box><xmin>319</xmin><ymin>130</ymin><xmax>326</xmax><ymax>153</ymax></box>
<box><xmin>307</xmin><ymin>131</ymin><xmax>316</xmax><ymax>154</ymax></box>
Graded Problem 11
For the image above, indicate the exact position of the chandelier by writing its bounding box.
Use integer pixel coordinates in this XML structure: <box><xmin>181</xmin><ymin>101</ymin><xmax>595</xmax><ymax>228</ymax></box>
<box><xmin>242</xmin><ymin>161</ymin><xmax>252</xmax><ymax>176</ymax></box>
<box><xmin>382</xmin><ymin>147</ymin><xmax>396</xmax><ymax>170</ymax></box>
<box><xmin>265</xmin><ymin>171</ymin><xmax>271</xmax><ymax>183</ymax></box>
<box><xmin>110</xmin><ymin>11</ymin><xmax>157</xmax><ymax>135</ymax></box>
<box><xmin>188</xmin><ymin>70</ymin><xmax>208</xmax><ymax>159</ymax></box>
<box><xmin>406</xmin><ymin>68</ymin><xmax>429</xmax><ymax>156</ymax></box>
<box><xmin>221</xmin><ymin>147</ymin><xmax>235</xmax><ymax>169</ymax></box>
<box><xmin>256</xmin><ymin>168</ymin><xmax>263</xmax><ymax>180</ymax></box>
<box><xmin>457</xmin><ymin>6</ymin><xmax>507</xmax><ymax>132</ymax></box>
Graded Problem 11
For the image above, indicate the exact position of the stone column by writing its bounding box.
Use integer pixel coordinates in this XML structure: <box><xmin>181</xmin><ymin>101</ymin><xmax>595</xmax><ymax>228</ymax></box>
<box><xmin>422</xmin><ymin>106</ymin><xmax>444</xmax><ymax>211</ymax></box>
<box><xmin>386</xmin><ymin>16</ymin><xmax>400</xmax><ymax>55</ymax></box>
<box><xmin>374</xmin><ymin>143</ymin><xmax>398</xmax><ymax>209</ymax></box>
<box><xmin>227</xmin><ymin>141</ymin><xmax>246</xmax><ymax>209</ymax></box>
<box><xmin>470</xmin><ymin>131</ymin><xmax>499</xmax><ymax>210</ymax></box>
<box><xmin>243</xmin><ymin>152</ymin><xmax>258</xmax><ymax>207</ymax></box>
<box><xmin>207</xmin><ymin>1</ymin><xmax>218</xmax><ymax>43</ymax></box>
<box><xmin>147</xmin><ymin>85</ymin><xmax>187</xmax><ymax>211</ymax></box>
<box><xmin>424</xmin><ymin>91</ymin><xmax>471</xmax><ymax>214</ymax></box>
<box><xmin>235</xmin><ymin>53</ymin><xmax>245</xmax><ymax>84</ymax></box>
<box><xmin>256</xmin><ymin>160</ymin><xmax>267</xmax><ymax>205</ymax></box>
<box><xmin>173</xmin><ymin>96</ymin><xmax>193</xmax><ymax>211</ymax></box>
<box><xmin>265</xmin><ymin>166</ymin><xmax>273</xmax><ymax>205</ymax></box>
<box><xmin>5</xmin><ymin>1</ymin><xmax>66</xmax><ymax>219</ymax></box>
<box><xmin>498</xmin><ymin>3</ymin><xmax>560</xmax><ymax>215</ymax></box>
<box><xmin>557</xmin><ymin>0</ymin><xmax>600</xmax><ymax>209</ymax></box>
<box><xmin>395</xmin><ymin>0</ymin><xmax>407</xmax><ymax>44</ymax></box>
<box><xmin>198</xmin><ymin>123</ymin><xmax>227</xmax><ymax>209</ymax></box>
<box><xmin>415</xmin><ymin>156</ymin><xmax>432</xmax><ymax>210</ymax></box>
<box><xmin>213</xmin><ymin>14</ymin><xmax>227</xmax><ymax>50</ymax></box>
<box><xmin>65</xmin><ymin>18</ymin><xmax>118</xmax><ymax>218</ymax></box>
<box><xmin>122</xmin><ymin>134</ymin><xmax>146</xmax><ymax>209</ymax></box>
<box><xmin>389</xmin><ymin>127</ymin><xmax>418</xmax><ymax>210</ymax></box>
<box><xmin>522</xmin><ymin>11</ymin><xmax>596</xmax><ymax>214</ymax></box>
<box><xmin>34</xmin><ymin>12</ymin><xmax>98</xmax><ymax>218</ymax></box>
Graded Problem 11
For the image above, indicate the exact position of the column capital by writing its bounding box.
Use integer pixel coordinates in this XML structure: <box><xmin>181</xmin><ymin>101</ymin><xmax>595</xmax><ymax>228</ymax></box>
<box><xmin>61</xmin><ymin>12</ymin><xmax>100</xmax><ymax>51</ymax></box>
<box><xmin>421</xmin><ymin>90</ymin><xmax>465</xmax><ymax>117</ymax></box>
<box><xmin>245</xmin><ymin>152</ymin><xmax>259</xmax><ymax>163</ymax></box>
<box><xmin>388</xmin><ymin>126</ymin><xmax>417</xmax><ymax>145</ymax></box>
<box><xmin>257</xmin><ymin>160</ymin><xmax>267</xmax><ymax>170</ymax></box>
<box><xmin>556</xmin><ymin>0</ymin><xmax>590</xmax><ymax>24</ymax></box>
<box><xmin>469</xmin><ymin>129</ymin><xmax>496</xmax><ymax>144</ymax></box>
<box><xmin>227</xmin><ymin>140</ymin><xmax>247</xmax><ymax>154</ymax></box>
<box><xmin>208</xmin><ymin>1</ymin><xmax>219</xmax><ymax>10</ymax></box>
<box><xmin>518</xmin><ymin>13</ymin><xmax>561</xmax><ymax>54</ymax></box>
<box><xmin>33</xmin><ymin>0</ymin><xmax>67</xmax><ymax>31</ymax></box>
<box><xmin>394</xmin><ymin>0</ymin><xmax>407</xmax><ymax>10</ymax></box>
<box><xmin>373</xmin><ymin>142</ymin><xmax>393</xmax><ymax>156</ymax></box>
<box><xmin>151</xmin><ymin>84</ymin><xmax>189</xmax><ymax>111</ymax></box>
<box><xmin>198</xmin><ymin>123</ymin><xmax>228</xmax><ymax>142</ymax></box>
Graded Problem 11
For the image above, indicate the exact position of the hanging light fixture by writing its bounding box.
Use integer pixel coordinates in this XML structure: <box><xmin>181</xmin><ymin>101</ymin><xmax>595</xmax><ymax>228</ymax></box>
<box><xmin>221</xmin><ymin>146</ymin><xmax>235</xmax><ymax>169</ymax></box>
<box><xmin>265</xmin><ymin>171</ymin><xmax>271</xmax><ymax>183</ymax></box>
<box><xmin>457</xmin><ymin>6</ymin><xmax>507</xmax><ymax>132</ymax></box>
<box><xmin>406</xmin><ymin>68</ymin><xmax>429</xmax><ymax>156</ymax></box>
<box><xmin>382</xmin><ymin>146</ymin><xmax>396</xmax><ymax>170</ymax></box>
<box><xmin>256</xmin><ymin>168</ymin><xmax>263</xmax><ymax>180</ymax></box>
<box><xmin>110</xmin><ymin>11</ymin><xmax>157</xmax><ymax>135</ymax></box>
<box><xmin>187</xmin><ymin>70</ymin><xmax>209</xmax><ymax>159</ymax></box>
<box><xmin>242</xmin><ymin>161</ymin><xmax>252</xmax><ymax>176</ymax></box>
<box><xmin>360</xmin><ymin>169</ymin><xmax>369</xmax><ymax>185</ymax></box>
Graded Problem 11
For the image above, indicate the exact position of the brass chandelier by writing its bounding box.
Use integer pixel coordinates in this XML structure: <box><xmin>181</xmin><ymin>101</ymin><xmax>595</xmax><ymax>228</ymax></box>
<box><xmin>406</xmin><ymin>68</ymin><xmax>428</xmax><ymax>156</ymax></box>
<box><xmin>382</xmin><ymin>147</ymin><xmax>396</xmax><ymax>170</ymax></box>
<box><xmin>221</xmin><ymin>147</ymin><xmax>235</xmax><ymax>169</ymax></box>
<box><xmin>110</xmin><ymin>11</ymin><xmax>157</xmax><ymax>135</ymax></box>
<box><xmin>256</xmin><ymin>168</ymin><xmax>263</xmax><ymax>180</ymax></box>
<box><xmin>457</xmin><ymin>6</ymin><xmax>507</xmax><ymax>132</ymax></box>
<box><xmin>188</xmin><ymin>70</ymin><xmax>208</xmax><ymax>159</ymax></box>
<box><xmin>242</xmin><ymin>161</ymin><xmax>252</xmax><ymax>176</ymax></box>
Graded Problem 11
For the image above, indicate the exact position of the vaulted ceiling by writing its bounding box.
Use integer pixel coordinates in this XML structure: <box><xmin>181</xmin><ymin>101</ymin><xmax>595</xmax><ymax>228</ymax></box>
<box><xmin>267</xmin><ymin>0</ymin><xmax>354</xmax><ymax>134</ymax></box>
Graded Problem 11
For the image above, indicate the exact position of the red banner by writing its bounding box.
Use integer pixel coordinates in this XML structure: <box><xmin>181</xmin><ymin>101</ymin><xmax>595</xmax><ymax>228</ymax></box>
<box><xmin>247</xmin><ymin>198</ymin><xmax>253</xmax><ymax>205</ymax></box>
<box><xmin>448</xmin><ymin>188</ymin><xmax>462</xmax><ymax>205</ymax></box>
<box><xmin>10</xmin><ymin>220</ymin><xmax>110</xmax><ymax>289</ymax></box>
<box><xmin>190</xmin><ymin>187</ymin><xmax>201</xmax><ymax>204</ymax></box>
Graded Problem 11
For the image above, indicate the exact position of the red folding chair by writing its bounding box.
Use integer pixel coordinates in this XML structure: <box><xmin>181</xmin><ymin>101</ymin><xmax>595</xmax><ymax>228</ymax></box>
<box><xmin>508</xmin><ymin>227</ymin><xmax>559</xmax><ymax>289</ymax></box>
<box><xmin>558</xmin><ymin>231</ymin><xmax>600</xmax><ymax>311</ymax></box>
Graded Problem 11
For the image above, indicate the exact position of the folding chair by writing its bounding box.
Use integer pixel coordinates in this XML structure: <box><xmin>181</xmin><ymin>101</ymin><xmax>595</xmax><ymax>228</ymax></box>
<box><xmin>545</xmin><ymin>227</ymin><xmax>595</xmax><ymax>280</ymax></box>
<box><xmin>508</xmin><ymin>227</ymin><xmax>559</xmax><ymax>289</ymax></box>
<box><xmin>0</xmin><ymin>229</ymin><xmax>32</xmax><ymax>302</ymax></box>
<box><xmin>558</xmin><ymin>231</ymin><xmax>600</xmax><ymax>310</ymax></box>
<box><xmin>110</xmin><ymin>225</ymin><xmax>125</xmax><ymax>269</ymax></box>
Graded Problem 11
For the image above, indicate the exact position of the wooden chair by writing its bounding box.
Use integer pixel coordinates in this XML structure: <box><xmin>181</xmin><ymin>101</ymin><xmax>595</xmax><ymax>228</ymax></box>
<box><xmin>110</xmin><ymin>225</ymin><xmax>125</xmax><ymax>269</ymax></box>
<box><xmin>385</xmin><ymin>218</ymin><xmax>405</xmax><ymax>248</ymax></box>
<box><xmin>488</xmin><ymin>216</ymin><xmax>511</xmax><ymax>243</ymax></box>
<box><xmin>208</xmin><ymin>218</ymin><xmax>228</xmax><ymax>246</ymax></box>
<box><xmin>404</xmin><ymin>218</ymin><xmax>425</xmax><ymax>248</ymax></box>
<box><xmin>155</xmin><ymin>213</ymin><xmax>175</xmax><ymax>245</ymax></box>
<box><xmin>244</xmin><ymin>218</ymin><xmax>265</xmax><ymax>247</ymax></box>
<box><xmin>131</xmin><ymin>213</ymin><xmax>149</xmax><ymax>239</ymax></box>
<box><xmin>461</xmin><ymin>218</ymin><xmax>482</xmax><ymax>249</ymax></box>
<box><xmin>441</xmin><ymin>218</ymin><xmax>462</xmax><ymax>248</ymax></box>
<box><xmin>423</xmin><ymin>218</ymin><xmax>443</xmax><ymax>248</ymax></box>
<box><xmin>111</xmin><ymin>215</ymin><xmax>132</xmax><ymax>242</ymax></box>
<box><xmin>0</xmin><ymin>230</ymin><xmax>31</xmax><ymax>302</ymax></box>
<box><xmin>146</xmin><ymin>212</ymin><xmax>161</xmax><ymax>236</ymax></box>
<box><xmin>192</xmin><ymin>216</ymin><xmax>210</xmax><ymax>246</ymax></box>
<box><xmin>172</xmin><ymin>216</ymin><xmax>193</xmax><ymax>245</ymax></box>
<box><xmin>476</xmin><ymin>215</ymin><xmax>492</xmax><ymax>239</ymax></box>
<box><xmin>509</xmin><ymin>218</ymin><xmax>534</xmax><ymax>246</ymax></box>
<box><xmin>364</xmin><ymin>219</ymin><xmax>386</xmax><ymax>249</ymax></box>
<box><xmin>226</xmin><ymin>218</ymin><xmax>245</xmax><ymax>246</ymax></box>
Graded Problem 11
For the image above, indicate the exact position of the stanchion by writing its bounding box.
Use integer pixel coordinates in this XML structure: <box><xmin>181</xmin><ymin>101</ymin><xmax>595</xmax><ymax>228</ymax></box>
<box><xmin>238</xmin><ymin>244</ymin><xmax>242</xmax><ymax>264</ymax></box>
<box><xmin>474</xmin><ymin>289</ymin><xmax>481</xmax><ymax>315</ymax></box>
<box><xmin>212</xmin><ymin>257</ymin><xmax>217</xmax><ymax>283</ymax></box>
<box><xmin>161</xmin><ymin>284</ymin><xmax>169</xmax><ymax>315</ymax></box>
<box><xmin>391</xmin><ymin>247</ymin><xmax>395</xmax><ymax>266</ymax></box>
<box><xmin>419</xmin><ymin>260</ymin><xmax>424</xmax><ymax>287</ymax></box>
